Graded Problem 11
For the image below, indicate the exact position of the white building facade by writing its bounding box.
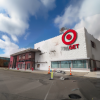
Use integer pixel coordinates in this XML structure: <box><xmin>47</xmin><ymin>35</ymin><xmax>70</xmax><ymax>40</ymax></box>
<box><xmin>34</xmin><ymin>27</ymin><xmax>100</xmax><ymax>72</ymax></box>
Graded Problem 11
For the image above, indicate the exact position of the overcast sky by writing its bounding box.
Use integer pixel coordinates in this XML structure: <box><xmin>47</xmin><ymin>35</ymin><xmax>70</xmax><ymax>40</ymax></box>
<box><xmin>0</xmin><ymin>0</ymin><xmax>100</xmax><ymax>57</ymax></box>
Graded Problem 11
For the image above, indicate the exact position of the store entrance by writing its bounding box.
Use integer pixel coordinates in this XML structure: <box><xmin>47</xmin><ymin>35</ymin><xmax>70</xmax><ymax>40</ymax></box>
<box><xmin>22</xmin><ymin>63</ymin><xmax>25</xmax><ymax>69</ymax></box>
<box><xmin>27</xmin><ymin>63</ymin><xmax>30</xmax><ymax>69</ymax></box>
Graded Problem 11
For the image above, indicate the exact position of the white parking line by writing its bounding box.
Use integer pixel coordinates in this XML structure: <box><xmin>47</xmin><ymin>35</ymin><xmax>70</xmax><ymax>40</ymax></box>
<box><xmin>44</xmin><ymin>81</ymin><xmax>53</xmax><ymax>100</ymax></box>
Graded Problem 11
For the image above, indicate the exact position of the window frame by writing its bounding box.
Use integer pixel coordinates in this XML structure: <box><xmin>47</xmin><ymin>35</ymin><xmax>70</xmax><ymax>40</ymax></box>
<box><xmin>28</xmin><ymin>53</ymin><xmax>31</xmax><ymax>58</ymax></box>
<box><xmin>37</xmin><ymin>64</ymin><xmax>40</xmax><ymax>68</ymax></box>
<box><xmin>51</xmin><ymin>60</ymin><xmax>87</xmax><ymax>69</ymax></box>
<box><xmin>91</xmin><ymin>41</ymin><xmax>96</xmax><ymax>48</ymax></box>
<box><xmin>23</xmin><ymin>54</ymin><xmax>25</xmax><ymax>59</ymax></box>
<box><xmin>19</xmin><ymin>55</ymin><xmax>21</xmax><ymax>59</ymax></box>
<box><xmin>18</xmin><ymin>64</ymin><xmax>20</xmax><ymax>68</ymax></box>
<box><xmin>51</xmin><ymin>61</ymin><xmax>60</xmax><ymax>68</ymax></box>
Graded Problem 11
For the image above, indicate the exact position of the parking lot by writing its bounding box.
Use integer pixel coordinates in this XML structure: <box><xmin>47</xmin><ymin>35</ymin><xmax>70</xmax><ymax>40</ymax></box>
<box><xmin>0</xmin><ymin>69</ymin><xmax>100</xmax><ymax>100</ymax></box>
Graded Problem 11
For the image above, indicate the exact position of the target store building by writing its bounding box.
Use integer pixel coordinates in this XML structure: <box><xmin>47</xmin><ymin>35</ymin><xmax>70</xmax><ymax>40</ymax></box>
<box><xmin>10</xmin><ymin>27</ymin><xmax>100</xmax><ymax>72</ymax></box>
<box><xmin>34</xmin><ymin>27</ymin><xmax>100</xmax><ymax>72</ymax></box>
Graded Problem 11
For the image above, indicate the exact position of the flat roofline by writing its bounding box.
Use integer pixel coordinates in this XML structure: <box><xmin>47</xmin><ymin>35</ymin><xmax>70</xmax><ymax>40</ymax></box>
<box><xmin>34</xmin><ymin>27</ymin><xmax>85</xmax><ymax>46</ymax></box>
<box><xmin>11</xmin><ymin>48</ymin><xmax>41</xmax><ymax>56</ymax></box>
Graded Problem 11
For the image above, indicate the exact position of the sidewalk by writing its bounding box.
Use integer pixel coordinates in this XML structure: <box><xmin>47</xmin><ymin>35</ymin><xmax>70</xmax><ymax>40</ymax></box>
<box><xmin>65</xmin><ymin>71</ymin><xmax>89</xmax><ymax>76</ymax></box>
<box><xmin>1</xmin><ymin>68</ymin><xmax>100</xmax><ymax>78</ymax></box>
<box><xmin>84</xmin><ymin>71</ymin><xmax>100</xmax><ymax>78</ymax></box>
<box><xmin>8</xmin><ymin>68</ymin><xmax>48</xmax><ymax>74</ymax></box>
<box><xmin>52</xmin><ymin>71</ymin><xmax>100</xmax><ymax>79</ymax></box>
<box><xmin>8</xmin><ymin>69</ymin><xmax>89</xmax><ymax>76</ymax></box>
<box><xmin>65</xmin><ymin>71</ymin><xmax>100</xmax><ymax>78</ymax></box>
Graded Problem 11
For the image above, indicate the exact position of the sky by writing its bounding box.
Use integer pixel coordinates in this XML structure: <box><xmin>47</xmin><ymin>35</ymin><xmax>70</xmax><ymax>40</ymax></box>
<box><xmin>0</xmin><ymin>0</ymin><xmax>100</xmax><ymax>57</ymax></box>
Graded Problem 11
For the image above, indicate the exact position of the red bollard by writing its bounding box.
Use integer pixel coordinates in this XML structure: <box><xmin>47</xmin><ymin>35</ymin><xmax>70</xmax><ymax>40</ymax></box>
<box><xmin>17</xmin><ymin>67</ymin><xmax>18</xmax><ymax>70</ymax></box>
<box><xmin>32</xmin><ymin>67</ymin><xmax>34</xmax><ymax>71</ymax></box>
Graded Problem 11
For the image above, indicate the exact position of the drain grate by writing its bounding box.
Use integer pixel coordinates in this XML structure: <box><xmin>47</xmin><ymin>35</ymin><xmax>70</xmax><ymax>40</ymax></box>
<box><xmin>69</xmin><ymin>94</ymin><xmax>81</xmax><ymax>99</ymax></box>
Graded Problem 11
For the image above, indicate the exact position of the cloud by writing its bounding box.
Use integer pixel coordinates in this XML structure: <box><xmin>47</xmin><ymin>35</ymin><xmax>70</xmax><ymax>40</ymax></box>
<box><xmin>24</xmin><ymin>33</ymin><xmax>30</xmax><ymax>40</ymax></box>
<box><xmin>0</xmin><ymin>0</ymin><xmax>56</xmax><ymax>42</ymax></box>
<box><xmin>54</xmin><ymin>5</ymin><xmax>79</xmax><ymax>28</ymax></box>
<box><xmin>79</xmin><ymin>0</ymin><xmax>100</xmax><ymax>19</ymax></box>
<box><xmin>54</xmin><ymin>0</ymin><xmax>100</xmax><ymax>40</ymax></box>
<box><xmin>74</xmin><ymin>14</ymin><xmax>100</xmax><ymax>38</ymax></box>
<box><xmin>41</xmin><ymin>0</ymin><xmax>56</xmax><ymax>10</ymax></box>
<box><xmin>0</xmin><ymin>35</ymin><xmax>26</xmax><ymax>57</ymax></box>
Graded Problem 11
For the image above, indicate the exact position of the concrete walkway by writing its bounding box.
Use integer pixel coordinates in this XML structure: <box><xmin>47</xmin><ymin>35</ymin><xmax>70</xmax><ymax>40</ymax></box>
<box><xmin>8</xmin><ymin>69</ymin><xmax>89</xmax><ymax>76</ymax></box>
<box><xmin>1</xmin><ymin>68</ymin><xmax>100</xmax><ymax>78</ymax></box>
<box><xmin>65</xmin><ymin>71</ymin><xmax>89</xmax><ymax>76</ymax></box>
<box><xmin>61</xmin><ymin>71</ymin><xmax>100</xmax><ymax>78</ymax></box>
<box><xmin>84</xmin><ymin>71</ymin><xmax>100</xmax><ymax>78</ymax></box>
<box><xmin>8</xmin><ymin>68</ymin><xmax>48</xmax><ymax>74</ymax></box>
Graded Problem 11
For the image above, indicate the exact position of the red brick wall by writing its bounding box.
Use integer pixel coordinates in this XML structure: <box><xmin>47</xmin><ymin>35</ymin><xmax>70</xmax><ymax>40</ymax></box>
<box><xmin>16</xmin><ymin>52</ymin><xmax>35</xmax><ymax>70</ymax></box>
<box><xmin>9</xmin><ymin>56</ymin><xmax>14</xmax><ymax>68</ymax></box>
<box><xmin>17</xmin><ymin>52</ymin><xmax>35</xmax><ymax>61</ymax></box>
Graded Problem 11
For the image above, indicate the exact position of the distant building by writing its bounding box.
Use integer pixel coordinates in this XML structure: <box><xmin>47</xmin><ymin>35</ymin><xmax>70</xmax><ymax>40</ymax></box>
<box><xmin>9</xmin><ymin>49</ymin><xmax>40</xmax><ymax>70</ymax></box>
<box><xmin>9</xmin><ymin>27</ymin><xmax>100</xmax><ymax>72</ymax></box>
<box><xmin>0</xmin><ymin>57</ymin><xmax>10</xmax><ymax>67</ymax></box>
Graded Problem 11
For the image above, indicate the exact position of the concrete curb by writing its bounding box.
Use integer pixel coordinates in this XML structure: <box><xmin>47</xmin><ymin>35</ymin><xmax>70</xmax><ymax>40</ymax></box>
<box><xmin>8</xmin><ymin>69</ymin><xmax>48</xmax><ymax>74</ymax></box>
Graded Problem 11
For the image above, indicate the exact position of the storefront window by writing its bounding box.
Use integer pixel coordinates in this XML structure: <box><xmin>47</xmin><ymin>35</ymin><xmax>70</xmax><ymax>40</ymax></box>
<box><xmin>61</xmin><ymin>61</ymin><xmax>71</xmax><ymax>68</ymax></box>
<box><xmin>72</xmin><ymin>60</ymin><xmax>86</xmax><ymax>68</ymax></box>
<box><xmin>51</xmin><ymin>61</ymin><xmax>60</xmax><ymax>68</ymax></box>
<box><xmin>22</xmin><ymin>64</ymin><xmax>25</xmax><ymax>69</ymax></box>
<box><xmin>51</xmin><ymin>60</ymin><xmax>87</xmax><ymax>69</ymax></box>
<box><xmin>27</xmin><ymin>63</ymin><xmax>30</xmax><ymax>69</ymax></box>
<box><xmin>18</xmin><ymin>64</ymin><xmax>20</xmax><ymax>68</ymax></box>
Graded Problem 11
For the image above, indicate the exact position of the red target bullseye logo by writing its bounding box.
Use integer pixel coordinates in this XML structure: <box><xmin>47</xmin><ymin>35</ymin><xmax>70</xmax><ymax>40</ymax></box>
<box><xmin>62</xmin><ymin>29</ymin><xmax>77</xmax><ymax>45</ymax></box>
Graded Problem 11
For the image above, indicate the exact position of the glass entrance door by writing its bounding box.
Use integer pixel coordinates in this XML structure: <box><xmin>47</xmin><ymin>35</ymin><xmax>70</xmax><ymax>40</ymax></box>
<box><xmin>22</xmin><ymin>64</ymin><xmax>25</xmax><ymax>69</ymax></box>
<box><xmin>27</xmin><ymin>63</ymin><xmax>30</xmax><ymax>69</ymax></box>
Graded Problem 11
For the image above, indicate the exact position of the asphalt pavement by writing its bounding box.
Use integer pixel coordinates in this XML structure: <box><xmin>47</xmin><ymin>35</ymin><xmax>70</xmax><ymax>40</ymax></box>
<box><xmin>0</xmin><ymin>69</ymin><xmax>100</xmax><ymax>100</ymax></box>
